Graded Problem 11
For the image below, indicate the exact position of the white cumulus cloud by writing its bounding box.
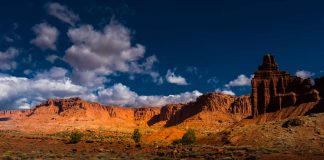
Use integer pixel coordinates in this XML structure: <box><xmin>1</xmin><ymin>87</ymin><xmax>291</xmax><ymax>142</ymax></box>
<box><xmin>64</xmin><ymin>22</ymin><xmax>161</xmax><ymax>87</ymax></box>
<box><xmin>295</xmin><ymin>70</ymin><xmax>315</xmax><ymax>79</ymax></box>
<box><xmin>35</xmin><ymin>67</ymin><xmax>69</xmax><ymax>80</ymax></box>
<box><xmin>46</xmin><ymin>54</ymin><xmax>60</xmax><ymax>63</ymax></box>
<box><xmin>97</xmin><ymin>83</ymin><xmax>202</xmax><ymax>107</ymax></box>
<box><xmin>215</xmin><ymin>88</ymin><xmax>236</xmax><ymax>96</ymax></box>
<box><xmin>0</xmin><ymin>74</ymin><xmax>202</xmax><ymax>109</ymax></box>
<box><xmin>30</xmin><ymin>23</ymin><xmax>59</xmax><ymax>50</ymax></box>
<box><xmin>0</xmin><ymin>74</ymin><xmax>87</xmax><ymax>109</ymax></box>
<box><xmin>165</xmin><ymin>70</ymin><xmax>189</xmax><ymax>85</ymax></box>
<box><xmin>0</xmin><ymin>47</ymin><xmax>19</xmax><ymax>71</ymax></box>
<box><xmin>225</xmin><ymin>74</ymin><xmax>253</xmax><ymax>88</ymax></box>
<box><xmin>46</xmin><ymin>2</ymin><xmax>79</xmax><ymax>26</ymax></box>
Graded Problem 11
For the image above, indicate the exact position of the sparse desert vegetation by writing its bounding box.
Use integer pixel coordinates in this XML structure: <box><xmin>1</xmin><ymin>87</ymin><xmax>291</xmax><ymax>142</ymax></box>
<box><xmin>282</xmin><ymin>117</ymin><xmax>305</xmax><ymax>128</ymax></box>
<box><xmin>172</xmin><ymin>128</ymin><xmax>196</xmax><ymax>145</ymax></box>
<box><xmin>68</xmin><ymin>131</ymin><xmax>83</xmax><ymax>144</ymax></box>
<box><xmin>0</xmin><ymin>113</ymin><xmax>323</xmax><ymax>159</ymax></box>
<box><xmin>132</xmin><ymin>128</ymin><xmax>142</xmax><ymax>144</ymax></box>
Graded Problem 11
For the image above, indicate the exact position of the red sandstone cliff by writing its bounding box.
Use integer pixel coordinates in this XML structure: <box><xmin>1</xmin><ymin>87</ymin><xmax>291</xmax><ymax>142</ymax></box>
<box><xmin>251</xmin><ymin>54</ymin><xmax>320</xmax><ymax>117</ymax></box>
<box><xmin>156</xmin><ymin>93</ymin><xmax>252</xmax><ymax>131</ymax></box>
<box><xmin>0</xmin><ymin>109</ymin><xmax>33</xmax><ymax>117</ymax></box>
<box><xmin>0</xmin><ymin>93</ymin><xmax>253</xmax><ymax>133</ymax></box>
<box><xmin>166</xmin><ymin>93</ymin><xmax>251</xmax><ymax>123</ymax></box>
<box><xmin>134</xmin><ymin>107</ymin><xmax>160</xmax><ymax>121</ymax></box>
<box><xmin>0</xmin><ymin>97</ymin><xmax>152</xmax><ymax>133</ymax></box>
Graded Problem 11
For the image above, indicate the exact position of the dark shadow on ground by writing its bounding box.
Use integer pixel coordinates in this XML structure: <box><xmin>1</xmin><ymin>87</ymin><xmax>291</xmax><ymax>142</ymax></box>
<box><xmin>306</xmin><ymin>98</ymin><xmax>324</xmax><ymax>114</ymax></box>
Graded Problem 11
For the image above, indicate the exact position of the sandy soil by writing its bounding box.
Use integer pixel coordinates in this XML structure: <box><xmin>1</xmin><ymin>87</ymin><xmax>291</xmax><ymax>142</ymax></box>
<box><xmin>0</xmin><ymin>113</ymin><xmax>324</xmax><ymax>159</ymax></box>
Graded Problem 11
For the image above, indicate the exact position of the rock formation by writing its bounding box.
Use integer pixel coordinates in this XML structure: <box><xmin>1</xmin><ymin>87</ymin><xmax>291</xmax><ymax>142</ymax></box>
<box><xmin>34</xmin><ymin>97</ymin><xmax>133</xmax><ymax>119</ymax></box>
<box><xmin>230</xmin><ymin>96</ymin><xmax>252</xmax><ymax>115</ymax></box>
<box><xmin>161</xmin><ymin>93</ymin><xmax>252</xmax><ymax>126</ymax></box>
<box><xmin>0</xmin><ymin>109</ymin><xmax>33</xmax><ymax>119</ymax></box>
<box><xmin>33</xmin><ymin>93</ymin><xmax>252</xmax><ymax>128</ymax></box>
<box><xmin>34</xmin><ymin>98</ymin><xmax>162</xmax><ymax>122</ymax></box>
<box><xmin>134</xmin><ymin>107</ymin><xmax>160</xmax><ymax>121</ymax></box>
<box><xmin>315</xmin><ymin>76</ymin><xmax>324</xmax><ymax>98</ymax></box>
<box><xmin>251</xmin><ymin>54</ymin><xmax>320</xmax><ymax>117</ymax></box>
<box><xmin>0</xmin><ymin>92</ymin><xmax>253</xmax><ymax>133</ymax></box>
<box><xmin>159</xmin><ymin>104</ymin><xmax>183</xmax><ymax>121</ymax></box>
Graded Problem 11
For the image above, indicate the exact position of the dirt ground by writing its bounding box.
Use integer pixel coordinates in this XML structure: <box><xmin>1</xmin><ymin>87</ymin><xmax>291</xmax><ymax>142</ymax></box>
<box><xmin>0</xmin><ymin>133</ymin><xmax>322</xmax><ymax>160</ymax></box>
<box><xmin>0</xmin><ymin>113</ymin><xmax>324</xmax><ymax>159</ymax></box>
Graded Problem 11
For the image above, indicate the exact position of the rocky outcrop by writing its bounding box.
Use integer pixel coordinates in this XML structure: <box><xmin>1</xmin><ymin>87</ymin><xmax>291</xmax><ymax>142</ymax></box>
<box><xmin>159</xmin><ymin>104</ymin><xmax>183</xmax><ymax>121</ymax></box>
<box><xmin>33</xmin><ymin>98</ymin><xmax>163</xmax><ymax>122</ymax></box>
<box><xmin>230</xmin><ymin>95</ymin><xmax>252</xmax><ymax>115</ymax></box>
<box><xmin>35</xmin><ymin>97</ymin><xmax>115</xmax><ymax>115</ymax></box>
<box><xmin>0</xmin><ymin>92</ymin><xmax>252</xmax><ymax>132</ymax></box>
<box><xmin>196</xmin><ymin>93</ymin><xmax>237</xmax><ymax>112</ymax></box>
<box><xmin>161</xmin><ymin>93</ymin><xmax>252</xmax><ymax>126</ymax></box>
<box><xmin>33</xmin><ymin>93</ymin><xmax>252</xmax><ymax>127</ymax></box>
<box><xmin>0</xmin><ymin>109</ymin><xmax>33</xmax><ymax>118</ymax></box>
<box><xmin>34</xmin><ymin>97</ymin><xmax>123</xmax><ymax>119</ymax></box>
<box><xmin>0</xmin><ymin>97</ymin><xmax>166</xmax><ymax>133</ymax></box>
<box><xmin>315</xmin><ymin>76</ymin><xmax>324</xmax><ymax>98</ymax></box>
<box><xmin>251</xmin><ymin>54</ymin><xmax>320</xmax><ymax>117</ymax></box>
<box><xmin>240</xmin><ymin>100</ymin><xmax>323</xmax><ymax>124</ymax></box>
<box><xmin>134</xmin><ymin>107</ymin><xmax>160</xmax><ymax>121</ymax></box>
<box><xmin>0</xmin><ymin>109</ymin><xmax>33</xmax><ymax>115</ymax></box>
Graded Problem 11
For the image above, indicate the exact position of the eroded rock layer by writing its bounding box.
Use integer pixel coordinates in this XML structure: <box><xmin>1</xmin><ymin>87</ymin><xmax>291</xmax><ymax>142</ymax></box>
<box><xmin>251</xmin><ymin>54</ymin><xmax>320</xmax><ymax>117</ymax></box>
<box><xmin>0</xmin><ymin>92</ymin><xmax>253</xmax><ymax>133</ymax></box>
<box><xmin>161</xmin><ymin>93</ymin><xmax>252</xmax><ymax>127</ymax></box>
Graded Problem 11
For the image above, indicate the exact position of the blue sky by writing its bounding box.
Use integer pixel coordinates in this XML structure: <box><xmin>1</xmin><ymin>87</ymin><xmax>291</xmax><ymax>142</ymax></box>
<box><xmin>0</xmin><ymin>0</ymin><xmax>323</xmax><ymax>109</ymax></box>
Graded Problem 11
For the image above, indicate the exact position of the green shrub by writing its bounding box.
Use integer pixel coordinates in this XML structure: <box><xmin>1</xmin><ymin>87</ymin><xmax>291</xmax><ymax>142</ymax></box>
<box><xmin>172</xmin><ymin>128</ymin><xmax>196</xmax><ymax>145</ymax></box>
<box><xmin>171</xmin><ymin>139</ymin><xmax>183</xmax><ymax>145</ymax></box>
<box><xmin>282</xmin><ymin>118</ymin><xmax>304</xmax><ymax>128</ymax></box>
<box><xmin>132</xmin><ymin>129</ymin><xmax>142</xmax><ymax>144</ymax></box>
<box><xmin>69</xmin><ymin>131</ymin><xmax>83</xmax><ymax>144</ymax></box>
<box><xmin>181</xmin><ymin>128</ymin><xmax>196</xmax><ymax>145</ymax></box>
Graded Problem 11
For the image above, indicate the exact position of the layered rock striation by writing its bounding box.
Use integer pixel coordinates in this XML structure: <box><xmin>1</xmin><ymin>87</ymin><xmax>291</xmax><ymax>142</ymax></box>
<box><xmin>28</xmin><ymin>93</ymin><xmax>252</xmax><ymax>128</ymax></box>
<box><xmin>160</xmin><ymin>93</ymin><xmax>252</xmax><ymax>126</ymax></box>
<box><xmin>0</xmin><ymin>109</ymin><xmax>33</xmax><ymax>119</ymax></box>
<box><xmin>134</xmin><ymin>107</ymin><xmax>160</xmax><ymax>121</ymax></box>
<box><xmin>251</xmin><ymin>54</ymin><xmax>321</xmax><ymax>117</ymax></box>
<box><xmin>0</xmin><ymin>92</ymin><xmax>252</xmax><ymax>132</ymax></box>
